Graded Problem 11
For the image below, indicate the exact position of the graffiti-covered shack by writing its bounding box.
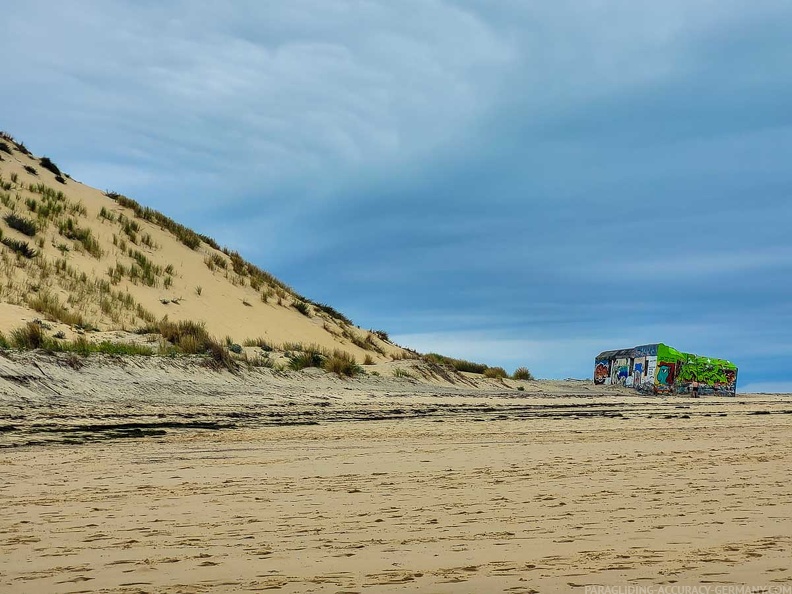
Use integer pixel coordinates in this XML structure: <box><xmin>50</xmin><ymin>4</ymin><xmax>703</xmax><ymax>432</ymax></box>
<box><xmin>594</xmin><ymin>344</ymin><xmax>737</xmax><ymax>395</ymax></box>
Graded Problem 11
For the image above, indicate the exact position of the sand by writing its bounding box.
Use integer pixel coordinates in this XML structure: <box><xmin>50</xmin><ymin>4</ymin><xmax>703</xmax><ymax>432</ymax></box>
<box><xmin>0</xmin><ymin>141</ymin><xmax>401</xmax><ymax>362</ymax></box>
<box><xmin>1</xmin><ymin>356</ymin><xmax>791</xmax><ymax>593</ymax></box>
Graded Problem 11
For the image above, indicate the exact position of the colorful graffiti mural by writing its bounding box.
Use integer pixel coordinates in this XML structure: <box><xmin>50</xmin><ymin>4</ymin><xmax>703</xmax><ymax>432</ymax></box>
<box><xmin>594</xmin><ymin>343</ymin><xmax>737</xmax><ymax>396</ymax></box>
<box><xmin>594</xmin><ymin>361</ymin><xmax>610</xmax><ymax>385</ymax></box>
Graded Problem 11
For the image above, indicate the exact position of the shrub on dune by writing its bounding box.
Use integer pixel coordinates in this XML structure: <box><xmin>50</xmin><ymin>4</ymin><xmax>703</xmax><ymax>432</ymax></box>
<box><xmin>512</xmin><ymin>367</ymin><xmax>534</xmax><ymax>380</ymax></box>
<box><xmin>1</xmin><ymin>237</ymin><xmax>38</xmax><ymax>258</ymax></box>
<box><xmin>4</xmin><ymin>212</ymin><xmax>38</xmax><ymax>236</ymax></box>
<box><xmin>10</xmin><ymin>322</ymin><xmax>48</xmax><ymax>349</ymax></box>
<box><xmin>483</xmin><ymin>366</ymin><xmax>508</xmax><ymax>379</ymax></box>
<box><xmin>323</xmin><ymin>350</ymin><xmax>362</xmax><ymax>377</ymax></box>
<box><xmin>289</xmin><ymin>348</ymin><xmax>325</xmax><ymax>371</ymax></box>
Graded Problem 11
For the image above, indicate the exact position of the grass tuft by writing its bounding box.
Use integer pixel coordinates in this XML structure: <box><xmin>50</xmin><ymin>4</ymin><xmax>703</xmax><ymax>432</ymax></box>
<box><xmin>512</xmin><ymin>366</ymin><xmax>534</xmax><ymax>380</ymax></box>
<box><xmin>10</xmin><ymin>322</ymin><xmax>48</xmax><ymax>349</ymax></box>
<box><xmin>58</xmin><ymin>218</ymin><xmax>102</xmax><ymax>258</ymax></box>
<box><xmin>292</xmin><ymin>301</ymin><xmax>311</xmax><ymax>316</ymax></box>
<box><xmin>4</xmin><ymin>213</ymin><xmax>38</xmax><ymax>236</ymax></box>
<box><xmin>28</xmin><ymin>291</ymin><xmax>85</xmax><ymax>327</ymax></box>
<box><xmin>483</xmin><ymin>366</ymin><xmax>508</xmax><ymax>379</ymax></box>
<box><xmin>39</xmin><ymin>156</ymin><xmax>62</xmax><ymax>176</ymax></box>
<box><xmin>289</xmin><ymin>347</ymin><xmax>325</xmax><ymax>371</ymax></box>
<box><xmin>1</xmin><ymin>237</ymin><xmax>38</xmax><ymax>258</ymax></box>
<box><xmin>423</xmin><ymin>353</ymin><xmax>489</xmax><ymax>374</ymax></box>
<box><xmin>323</xmin><ymin>350</ymin><xmax>362</xmax><ymax>377</ymax></box>
<box><xmin>155</xmin><ymin>319</ymin><xmax>237</xmax><ymax>371</ymax></box>
<box><xmin>311</xmin><ymin>302</ymin><xmax>353</xmax><ymax>325</ymax></box>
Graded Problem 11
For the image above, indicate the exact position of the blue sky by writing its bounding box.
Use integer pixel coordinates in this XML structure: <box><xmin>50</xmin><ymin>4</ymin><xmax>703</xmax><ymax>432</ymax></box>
<box><xmin>2</xmin><ymin>1</ymin><xmax>791</xmax><ymax>391</ymax></box>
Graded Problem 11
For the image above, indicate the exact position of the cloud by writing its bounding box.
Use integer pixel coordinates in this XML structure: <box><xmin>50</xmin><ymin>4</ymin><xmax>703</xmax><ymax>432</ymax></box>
<box><xmin>2</xmin><ymin>0</ymin><xmax>514</xmax><ymax>207</ymax></box>
<box><xmin>2</xmin><ymin>1</ymin><xmax>792</xmax><ymax>386</ymax></box>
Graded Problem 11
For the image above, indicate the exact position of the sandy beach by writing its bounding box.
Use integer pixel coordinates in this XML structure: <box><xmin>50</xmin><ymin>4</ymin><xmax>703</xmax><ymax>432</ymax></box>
<box><xmin>2</xmin><ymin>359</ymin><xmax>791</xmax><ymax>593</ymax></box>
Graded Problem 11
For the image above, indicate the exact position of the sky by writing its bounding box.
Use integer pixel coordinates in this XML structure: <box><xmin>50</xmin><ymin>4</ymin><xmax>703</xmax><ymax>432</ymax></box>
<box><xmin>2</xmin><ymin>1</ymin><xmax>791</xmax><ymax>391</ymax></box>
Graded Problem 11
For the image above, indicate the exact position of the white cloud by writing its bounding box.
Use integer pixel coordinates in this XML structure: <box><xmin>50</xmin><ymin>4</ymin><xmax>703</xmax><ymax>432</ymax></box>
<box><xmin>2</xmin><ymin>0</ymin><xmax>515</xmax><ymax>206</ymax></box>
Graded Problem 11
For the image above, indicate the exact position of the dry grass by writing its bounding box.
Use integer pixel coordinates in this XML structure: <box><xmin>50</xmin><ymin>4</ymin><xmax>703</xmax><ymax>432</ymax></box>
<box><xmin>27</xmin><ymin>291</ymin><xmax>85</xmax><ymax>327</ymax></box>
<box><xmin>323</xmin><ymin>350</ymin><xmax>362</xmax><ymax>377</ymax></box>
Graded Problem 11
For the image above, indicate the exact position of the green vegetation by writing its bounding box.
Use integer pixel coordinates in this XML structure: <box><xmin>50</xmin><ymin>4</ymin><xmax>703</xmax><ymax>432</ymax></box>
<box><xmin>288</xmin><ymin>347</ymin><xmax>325</xmax><ymax>371</ymax></box>
<box><xmin>0</xmin><ymin>132</ymin><xmax>30</xmax><ymax>155</ymax></box>
<box><xmin>280</xmin><ymin>342</ymin><xmax>362</xmax><ymax>376</ymax></box>
<box><xmin>128</xmin><ymin>249</ymin><xmax>162</xmax><ymax>286</ymax></box>
<box><xmin>26</xmin><ymin>183</ymin><xmax>74</xmax><ymax>224</ymax></box>
<box><xmin>423</xmin><ymin>353</ymin><xmax>488</xmax><ymax>374</ymax></box>
<box><xmin>98</xmin><ymin>206</ymin><xmax>116</xmax><ymax>222</ymax></box>
<box><xmin>28</xmin><ymin>291</ymin><xmax>85</xmax><ymax>327</ymax></box>
<box><xmin>242</xmin><ymin>337</ymin><xmax>274</xmax><ymax>351</ymax></box>
<box><xmin>24</xmin><ymin>165</ymin><xmax>37</xmax><ymax>176</ymax></box>
<box><xmin>483</xmin><ymin>366</ymin><xmax>508</xmax><ymax>379</ymax></box>
<box><xmin>512</xmin><ymin>366</ymin><xmax>534</xmax><ymax>380</ymax></box>
<box><xmin>9</xmin><ymin>322</ymin><xmax>47</xmax><ymax>349</ymax></box>
<box><xmin>58</xmin><ymin>218</ymin><xmax>102</xmax><ymax>258</ymax></box>
<box><xmin>293</xmin><ymin>301</ymin><xmax>310</xmax><ymax>316</ymax></box>
<box><xmin>198</xmin><ymin>234</ymin><xmax>220</xmax><ymax>250</ymax></box>
<box><xmin>155</xmin><ymin>319</ymin><xmax>237</xmax><ymax>371</ymax></box>
<box><xmin>311</xmin><ymin>302</ymin><xmax>353</xmax><ymax>325</ymax></box>
<box><xmin>8</xmin><ymin>322</ymin><xmax>153</xmax><ymax>355</ymax></box>
<box><xmin>204</xmin><ymin>253</ymin><xmax>227</xmax><ymax>270</ymax></box>
<box><xmin>119</xmin><ymin>214</ymin><xmax>140</xmax><ymax>243</ymax></box>
<box><xmin>349</xmin><ymin>332</ymin><xmax>385</xmax><ymax>354</ymax></box>
<box><xmin>107</xmin><ymin>192</ymin><xmax>202</xmax><ymax>250</ymax></box>
<box><xmin>3</xmin><ymin>212</ymin><xmax>38</xmax><ymax>236</ymax></box>
<box><xmin>1</xmin><ymin>236</ymin><xmax>38</xmax><ymax>258</ymax></box>
<box><xmin>323</xmin><ymin>350</ymin><xmax>362</xmax><ymax>377</ymax></box>
<box><xmin>39</xmin><ymin>156</ymin><xmax>62</xmax><ymax>176</ymax></box>
<box><xmin>63</xmin><ymin>338</ymin><xmax>154</xmax><ymax>356</ymax></box>
<box><xmin>393</xmin><ymin>367</ymin><xmax>412</xmax><ymax>378</ymax></box>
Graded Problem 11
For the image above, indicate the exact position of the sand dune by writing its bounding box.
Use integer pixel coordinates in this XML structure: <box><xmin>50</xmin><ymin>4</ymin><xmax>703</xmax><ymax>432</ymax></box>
<box><xmin>0</xmin><ymin>133</ymin><xmax>401</xmax><ymax>362</ymax></box>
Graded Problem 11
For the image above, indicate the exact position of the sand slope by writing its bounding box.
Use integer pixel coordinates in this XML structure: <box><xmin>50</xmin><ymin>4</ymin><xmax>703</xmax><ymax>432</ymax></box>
<box><xmin>0</xmin><ymin>134</ymin><xmax>400</xmax><ymax>361</ymax></box>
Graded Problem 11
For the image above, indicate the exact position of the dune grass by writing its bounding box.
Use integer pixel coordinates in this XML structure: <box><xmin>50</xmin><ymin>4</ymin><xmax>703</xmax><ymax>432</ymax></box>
<box><xmin>155</xmin><ymin>319</ymin><xmax>237</xmax><ymax>371</ymax></box>
<box><xmin>483</xmin><ymin>366</ymin><xmax>508</xmax><ymax>379</ymax></box>
<box><xmin>28</xmin><ymin>291</ymin><xmax>85</xmax><ymax>327</ymax></box>
<box><xmin>512</xmin><ymin>366</ymin><xmax>534</xmax><ymax>380</ymax></box>
<box><xmin>292</xmin><ymin>301</ymin><xmax>311</xmax><ymax>316</ymax></box>
<box><xmin>423</xmin><ymin>353</ymin><xmax>488</xmax><ymax>374</ymax></box>
<box><xmin>38</xmin><ymin>156</ymin><xmax>62</xmax><ymax>176</ymax></box>
<box><xmin>323</xmin><ymin>350</ymin><xmax>362</xmax><ymax>377</ymax></box>
<box><xmin>4</xmin><ymin>212</ymin><xmax>38</xmax><ymax>236</ymax></box>
<box><xmin>8</xmin><ymin>322</ymin><xmax>154</xmax><ymax>355</ymax></box>
<box><xmin>288</xmin><ymin>348</ymin><xmax>325</xmax><ymax>371</ymax></box>
<box><xmin>1</xmin><ymin>236</ymin><xmax>38</xmax><ymax>258</ymax></box>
